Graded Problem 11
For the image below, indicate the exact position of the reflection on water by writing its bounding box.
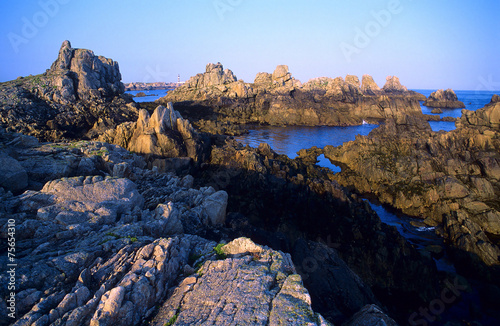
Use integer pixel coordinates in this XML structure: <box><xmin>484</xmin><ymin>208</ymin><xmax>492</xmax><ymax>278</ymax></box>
<box><xmin>125</xmin><ymin>89</ymin><xmax>170</xmax><ymax>102</ymax></box>
<box><xmin>428</xmin><ymin>121</ymin><xmax>456</xmax><ymax>132</ymax></box>
<box><xmin>317</xmin><ymin>154</ymin><xmax>341</xmax><ymax>173</ymax></box>
<box><xmin>368</xmin><ymin>201</ymin><xmax>456</xmax><ymax>273</ymax></box>
<box><xmin>234</xmin><ymin>124</ymin><xmax>378</xmax><ymax>162</ymax></box>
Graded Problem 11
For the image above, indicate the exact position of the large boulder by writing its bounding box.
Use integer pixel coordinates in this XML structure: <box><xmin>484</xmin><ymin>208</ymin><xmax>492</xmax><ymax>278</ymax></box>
<box><xmin>39</xmin><ymin>176</ymin><xmax>144</xmax><ymax>226</ymax></box>
<box><xmin>0</xmin><ymin>155</ymin><xmax>28</xmax><ymax>193</ymax></box>
<box><xmin>423</xmin><ymin>89</ymin><xmax>465</xmax><ymax>108</ymax></box>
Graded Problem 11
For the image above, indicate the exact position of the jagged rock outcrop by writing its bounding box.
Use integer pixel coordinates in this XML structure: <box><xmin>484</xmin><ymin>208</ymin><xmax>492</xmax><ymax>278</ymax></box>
<box><xmin>271</xmin><ymin>64</ymin><xmax>301</xmax><ymax>88</ymax></box>
<box><xmin>491</xmin><ymin>94</ymin><xmax>500</xmax><ymax>104</ymax></box>
<box><xmin>185</xmin><ymin>62</ymin><xmax>237</xmax><ymax>89</ymax></box>
<box><xmin>99</xmin><ymin>103</ymin><xmax>210</xmax><ymax>169</ymax></box>
<box><xmin>360</xmin><ymin>74</ymin><xmax>382</xmax><ymax>95</ymax></box>
<box><xmin>159</xmin><ymin>64</ymin><xmax>428</xmax><ymax>133</ymax></box>
<box><xmin>322</xmin><ymin>98</ymin><xmax>500</xmax><ymax>282</ymax></box>
<box><xmin>457</xmin><ymin>97</ymin><xmax>500</xmax><ymax>129</ymax></box>
<box><xmin>0</xmin><ymin>40</ymin><xmax>137</xmax><ymax>141</ymax></box>
<box><xmin>345</xmin><ymin>75</ymin><xmax>360</xmax><ymax>89</ymax></box>
<box><xmin>50</xmin><ymin>40</ymin><xmax>124</xmax><ymax>103</ymax></box>
<box><xmin>382</xmin><ymin>76</ymin><xmax>408</xmax><ymax>93</ymax></box>
<box><xmin>423</xmin><ymin>89</ymin><xmax>466</xmax><ymax>108</ymax></box>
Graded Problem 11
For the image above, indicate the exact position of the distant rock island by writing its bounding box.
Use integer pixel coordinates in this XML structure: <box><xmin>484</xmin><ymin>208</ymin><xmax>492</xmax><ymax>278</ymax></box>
<box><xmin>423</xmin><ymin>88</ymin><xmax>466</xmax><ymax>108</ymax></box>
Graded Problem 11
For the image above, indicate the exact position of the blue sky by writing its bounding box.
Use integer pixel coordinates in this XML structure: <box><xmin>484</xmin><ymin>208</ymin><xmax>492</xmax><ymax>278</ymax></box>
<box><xmin>0</xmin><ymin>0</ymin><xmax>499</xmax><ymax>90</ymax></box>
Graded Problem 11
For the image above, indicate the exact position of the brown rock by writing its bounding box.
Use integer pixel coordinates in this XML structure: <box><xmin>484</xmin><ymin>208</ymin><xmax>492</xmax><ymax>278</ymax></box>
<box><xmin>423</xmin><ymin>89</ymin><xmax>466</xmax><ymax>108</ymax></box>
<box><xmin>382</xmin><ymin>76</ymin><xmax>408</xmax><ymax>93</ymax></box>
<box><xmin>361</xmin><ymin>75</ymin><xmax>381</xmax><ymax>95</ymax></box>
<box><xmin>345</xmin><ymin>75</ymin><xmax>360</xmax><ymax>89</ymax></box>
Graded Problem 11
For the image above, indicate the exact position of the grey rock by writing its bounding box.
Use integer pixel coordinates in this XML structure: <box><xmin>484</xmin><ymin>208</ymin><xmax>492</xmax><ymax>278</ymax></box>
<box><xmin>151</xmin><ymin>238</ymin><xmax>329</xmax><ymax>326</ymax></box>
<box><xmin>0</xmin><ymin>155</ymin><xmax>28</xmax><ymax>193</ymax></box>
<box><xmin>50</xmin><ymin>40</ymin><xmax>124</xmax><ymax>103</ymax></box>
<box><xmin>41</xmin><ymin>176</ymin><xmax>144</xmax><ymax>216</ymax></box>
<box><xmin>201</xmin><ymin>190</ymin><xmax>228</xmax><ymax>226</ymax></box>
<box><xmin>343</xmin><ymin>304</ymin><xmax>398</xmax><ymax>326</ymax></box>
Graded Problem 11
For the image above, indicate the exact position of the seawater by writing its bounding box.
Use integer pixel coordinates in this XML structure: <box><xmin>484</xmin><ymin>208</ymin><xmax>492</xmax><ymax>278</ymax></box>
<box><xmin>414</xmin><ymin>89</ymin><xmax>498</xmax><ymax>132</ymax></box>
<box><xmin>234</xmin><ymin>89</ymin><xmax>499</xmax><ymax>272</ymax></box>
<box><xmin>125</xmin><ymin>89</ymin><xmax>170</xmax><ymax>102</ymax></box>
<box><xmin>234</xmin><ymin>123</ymin><xmax>378</xmax><ymax>159</ymax></box>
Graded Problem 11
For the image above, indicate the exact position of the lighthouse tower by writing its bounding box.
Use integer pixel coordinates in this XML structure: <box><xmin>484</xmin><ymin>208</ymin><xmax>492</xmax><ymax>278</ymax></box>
<box><xmin>178</xmin><ymin>74</ymin><xmax>180</xmax><ymax>83</ymax></box>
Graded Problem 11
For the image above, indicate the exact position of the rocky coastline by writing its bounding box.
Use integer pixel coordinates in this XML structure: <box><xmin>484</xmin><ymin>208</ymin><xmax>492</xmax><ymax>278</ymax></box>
<box><xmin>124</xmin><ymin>82</ymin><xmax>180</xmax><ymax>92</ymax></box>
<box><xmin>155</xmin><ymin>63</ymin><xmax>448</xmax><ymax>135</ymax></box>
<box><xmin>1</xmin><ymin>41</ymin><xmax>499</xmax><ymax>325</ymax></box>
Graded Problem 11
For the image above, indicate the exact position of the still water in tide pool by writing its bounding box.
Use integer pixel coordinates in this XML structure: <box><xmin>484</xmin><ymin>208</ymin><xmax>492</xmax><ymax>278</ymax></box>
<box><xmin>234</xmin><ymin>123</ymin><xmax>378</xmax><ymax>173</ymax></box>
<box><xmin>125</xmin><ymin>89</ymin><xmax>170</xmax><ymax>102</ymax></box>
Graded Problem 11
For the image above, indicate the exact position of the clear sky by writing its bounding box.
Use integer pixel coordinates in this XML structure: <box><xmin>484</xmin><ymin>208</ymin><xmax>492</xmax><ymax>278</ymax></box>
<box><xmin>0</xmin><ymin>0</ymin><xmax>499</xmax><ymax>90</ymax></box>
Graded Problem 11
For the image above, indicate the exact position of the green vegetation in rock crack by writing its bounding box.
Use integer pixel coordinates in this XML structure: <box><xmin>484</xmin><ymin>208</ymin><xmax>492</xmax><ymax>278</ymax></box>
<box><xmin>164</xmin><ymin>313</ymin><xmax>179</xmax><ymax>326</ymax></box>
<box><xmin>194</xmin><ymin>260</ymin><xmax>204</xmax><ymax>275</ymax></box>
<box><xmin>105</xmin><ymin>232</ymin><xmax>119</xmax><ymax>238</ymax></box>
<box><xmin>89</xmin><ymin>148</ymin><xmax>109</xmax><ymax>157</ymax></box>
<box><xmin>213</xmin><ymin>243</ymin><xmax>227</xmax><ymax>260</ymax></box>
<box><xmin>127</xmin><ymin>236</ymin><xmax>138</xmax><ymax>243</ymax></box>
<box><xmin>31</xmin><ymin>76</ymin><xmax>42</xmax><ymax>85</ymax></box>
